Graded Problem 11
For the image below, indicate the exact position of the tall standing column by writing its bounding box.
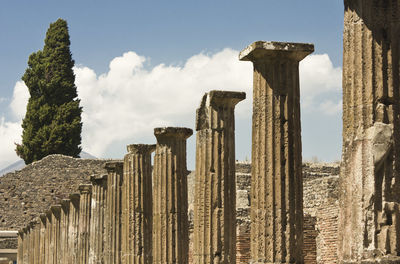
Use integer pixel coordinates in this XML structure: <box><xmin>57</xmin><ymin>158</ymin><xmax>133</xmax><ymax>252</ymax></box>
<box><xmin>78</xmin><ymin>184</ymin><xmax>92</xmax><ymax>264</ymax></box>
<box><xmin>122</xmin><ymin>144</ymin><xmax>156</xmax><ymax>264</ymax></box>
<box><xmin>89</xmin><ymin>174</ymin><xmax>107</xmax><ymax>264</ymax></box>
<box><xmin>105</xmin><ymin>161</ymin><xmax>124</xmax><ymax>264</ymax></box>
<box><xmin>50</xmin><ymin>205</ymin><xmax>61</xmax><ymax>264</ymax></box>
<box><xmin>68</xmin><ymin>193</ymin><xmax>80</xmax><ymax>264</ymax></box>
<box><xmin>17</xmin><ymin>230</ymin><xmax>23</xmax><ymax>264</ymax></box>
<box><xmin>239</xmin><ymin>41</ymin><xmax>314</xmax><ymax>263</ymax></box>
<box><xmin>45</xmin><ymin>210</ymin><xmax>52</xmax><ymax>264</ymax></box>
<box><xmin>339</xmin><ymin>1</ymin><xmax>400</xmax><ymax>263</ymax></box>
<box><xmin>153</xmin><ymin>127</ymin><xmax>193</xmax><ymax>264</ymax></box>
<box><xmin>193</xmin><ymin>90</ymin><xmax>245</xmax><ymax>264</ymax></box>
<box><xmin>39</xmin><ymin>213</ymin><xmax>47</xmax><ymax>264</ymax></box>
<box><xmin>60</xmin><ymin>199</ymin><xmax>70</xmax><ymax>264</ymax></box>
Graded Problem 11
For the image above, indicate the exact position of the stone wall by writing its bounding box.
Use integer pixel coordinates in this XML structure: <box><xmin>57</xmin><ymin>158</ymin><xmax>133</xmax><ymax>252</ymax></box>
<box><xmin>303</xmin><ymin>163</ymin><xmax>340</xmax><ymax>264</ymax></box>
<box><xmin>0</xmin><ymin>154</ymin><xmax>111</xmax><ymax>232</ymax></box>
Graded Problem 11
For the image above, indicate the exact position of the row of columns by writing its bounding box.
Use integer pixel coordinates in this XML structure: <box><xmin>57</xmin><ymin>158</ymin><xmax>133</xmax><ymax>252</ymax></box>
<box><xmin>17</xmin><ymin>40</ymin><xmax>314</xmax><ymax>264</ymax></box>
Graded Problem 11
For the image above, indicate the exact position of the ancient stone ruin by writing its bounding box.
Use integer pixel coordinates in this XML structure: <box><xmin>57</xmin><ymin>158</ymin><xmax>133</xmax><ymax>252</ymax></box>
<box><xmin>5</xmin><ymin>1</ymin><xmax>400</xmax><ymax>263</ymax></box>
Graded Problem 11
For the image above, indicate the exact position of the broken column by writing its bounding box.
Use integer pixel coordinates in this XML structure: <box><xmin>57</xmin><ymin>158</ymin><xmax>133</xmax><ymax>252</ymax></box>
<box><xmin>68</xmin><ymin>193</ymin><xmax>80</xmax><ymax>264</ymax></box>
<box><xmin>339</xmin><ymin>1</ymin><xmax>400</xmax><ymax>263</ymax></box>
<box><xmin>153</xmin><ymin>127</ymin><xmax>193</xmax><ymax>264</ymax></box>
<box><xmin>105</xmin><ymin>161</ymin><xmax>124</xmax><ymax>264</ymax></box>
<box><xmin>89</xmin><ymin>174</ymin><xmax>107</xmax><ymax>264</ymax></box>
<box><xmin>122</xmin><ymin>144</ymin><xmax>156</xmax><ymax>264</ymax></box>
<box><xmin>78</xmin><ymin>184</ymin><xmax>92</xmax><ymax>264</ymax></box>
<box><xmin>193</xmin><ymin>90</ymin><xmax>245</xmax><ymax>264</ymax></box>
<box><xmin>239</xmin><ymin>41</ymin><xmax>313</xmax><ymax>263</ymax></box>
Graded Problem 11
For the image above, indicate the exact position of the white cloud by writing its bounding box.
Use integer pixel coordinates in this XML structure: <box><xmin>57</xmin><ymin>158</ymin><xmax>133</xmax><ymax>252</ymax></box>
<box><xmin>1</xmin><ymin>49</ymin><xmax>342</xmax><ymax>166</ymax></box>
<box><xmin>0</xmin><ymin>117</ymin><xmax>22</xmax><ymax>168</ymax></box>
<box><xmin>10</xmin><ymin>81</ymin><xmax>29</xmax><ymax>120</ymax></box>
<box><xmin>300</xmin><ymin>54</ymin><xmax>342</xmax><ymax>110</ymax></box>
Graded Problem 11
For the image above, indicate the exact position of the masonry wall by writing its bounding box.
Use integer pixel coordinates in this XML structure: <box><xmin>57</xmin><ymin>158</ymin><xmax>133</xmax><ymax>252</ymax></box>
<box><xmin>0</xmin><ymin>154</ymin><xmax>111</xmax><ymax>231</ymax></box>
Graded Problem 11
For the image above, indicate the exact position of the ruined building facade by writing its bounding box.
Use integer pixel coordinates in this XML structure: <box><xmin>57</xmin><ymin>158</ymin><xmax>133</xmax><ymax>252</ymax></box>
<box><xmin>8</xmin><ymin>1</ymin><xmax>400</xmax><ymax>263</ymax></box>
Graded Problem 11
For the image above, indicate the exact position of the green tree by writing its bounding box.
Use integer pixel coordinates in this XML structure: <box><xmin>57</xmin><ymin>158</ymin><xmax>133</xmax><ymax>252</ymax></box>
<box><xmin>16</xmin><ymin>18</ymin><xmax>82</xmax><ymax>164</ymax></box>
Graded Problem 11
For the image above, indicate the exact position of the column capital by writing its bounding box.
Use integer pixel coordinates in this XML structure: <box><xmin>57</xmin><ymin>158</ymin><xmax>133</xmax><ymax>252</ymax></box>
<box><xmin>196</xmin><ymin>90</ymin><xmax>246</xmax><ymax>131</ymax></box>
<box><xmin>154</xmin><ymin>127</ymin><xmax>193</xmax><ymax>141</ymax></box>
<box><xmin>51</xmin><ymin>205</ymin><xmax>62</xmax><ymax>217</ymax></box>
<box><xmin>104</xmin><ymin>161</ymin><xmax>123</xmax><ymax>172</ymax></box>
<box><xmin>60</xmin><ymin>199</ymin><xmax>70</xmax><ymax>209</ymax></box>
<box><xmin>126</xmin><ymin>144</ymin><xmax>156</xmax><ymax>154</ymax></box>
<box><xmin>39</xmin><ymin>213</ymin><xmax>47</xmax><ymax>222</ymax></box>
<box><xmin>90</xmin><ymin>174</ymin><xmax>107</xmax><ymax>184</ymax></box>
<box><xmin>239</xmin><ymin>41</ymin><xmax>314</xmax><ymax>62</ymax></box>
<box><xmin>78</xmin><ymin>184</ymin><xmax>92</xmax><ymax>194</ymax></box>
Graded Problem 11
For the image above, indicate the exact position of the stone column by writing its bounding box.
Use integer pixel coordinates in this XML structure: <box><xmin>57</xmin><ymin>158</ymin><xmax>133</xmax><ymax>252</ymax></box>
<box><xmin>193</xmin><ymin>90</ymin><xmax>245</xmax><ymax>264</ymax></box>
<box><xmin>122</xmin><ymin>144</ymin><xmax>156</xmax><ymax>264</ymax></box>
<box><xmin>33</xmin><ymin>218</ymin><xmax>41</xmax><ymax>264</ymax></box>
<box><xmin>105</xmin><ymin>161</ymin><xmax>124</xmax><ymax>264</ymax></box>
<box><xmin>60</xmin><ymin>199</ymin><xmax>70</xmax><ymax>264</ymax></box>
<box><xmin>239</xmin><ymin>41</ymin><xmax>314</xmax><ymax>263</ymax></box>
<box><xmin>89</xmin><ymin>174</ymin><xmax>107</xmax><ymax>264</ymax></box>
<box><xmin>39</xmin><ymin>213</ymin><xmax>47</xmax><ymax>264</ymax></box>
<box><xmin>23</xmin><ymin>227</ymin><xmax>29</xmax><ymax>264</ymax></box>
<box><xmin>17</xmin><ymin>230</ymin><xmax>23</xmax><ymax>264</ymax></box>
<box><xmin>69</xmin><ymin>193</ymin><xmax>80</xmax><ymax>264</ymax></box>
<box><xmin>45</xmin><ymin>210</ymin><xmax>53</xmax><ymax>264</ymax></box>
<box><xmin>50</xmin><ymin>205</ymin><xmax>61</xmax><ymax>264</ymax></box>
<box><xmin>28</xmin><ymin>222</ymin><xmax>35</xmax><ymax>264</ymax></box>
<box><xmin>153</xmin><ymin>127</ymin><xmax>193</xmax><ymax>264</ymax></box>
<box><xmin>78</xmin><ymin>184</ymin><xmax>92</xmax><ymax>264</ymax></box>
<box><xmin>339</xmin><ymin>1</ymin><xmax>400</xmax><ymax>263</ymax></box>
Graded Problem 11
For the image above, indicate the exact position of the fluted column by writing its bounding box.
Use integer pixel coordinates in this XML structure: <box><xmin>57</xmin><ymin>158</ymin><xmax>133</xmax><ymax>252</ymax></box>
<box><xmin>89</xmin><ymin>174</ymin><xmax>108</xmax><ymax>264</ymax></box>
<box><xmin>60</xmin><ymin>199</ymin><xmax>70</xmax><ymax>264</ymax></box>
<box><xmin>50</xmin><ymin>205</ymin><xmax>61</xmax><ymax>264</ymax></box>
<box><xmin>239</xmin><ymin>41</ymin><xmax>313</xmax><ymax>263</ymax></box>
<box><xmin>105</xmin><ymin>161</ymin><xmax>124</xmax><ymax>264</ymax></box>
<box><xmin>17</xmin><ymin>230</ymin><xmax>23</xmax><ymax>264</ymax></box>
<box><xmin>69</xmin><ymin>193</ymin><xmax>80</xmax><ymax>264</ymax></box>
<box><xmin>153</xmin><ymin>127</ymin><xmax>193</xmax><ymax>264</ymax></box>
<box><xmin>39</xmin><ymin>213</ymin><xmax>47</xmax><ymax>264</ymax></box>
<box><xmin>33</xmin><ymin>218</ymin><xmax>41</xmax><ymax>264</ymax></box>
<box><xmin>44</xmin><ymin>210</ymin><xmax>54</xmax><ymax>264</ymax></box>
<box><xmin>339</xmin><ymin>1</ymin><xmax>400</xmax><ymax>263</ymax></box>
<box><xmin>193</xmin><ymin>90</ymin><xmax>245</xmax><ymax>264</ymax></box>
<box><xmin>122</xmin><ymin>144</ymin><xmax>156</xmax><ymax>264</ymax></box>
<box><xmin>28</xmin><ymin>222</ymin><xmax>35</xmax><ymax>264</ymax></box>
<box><xmin>23</xmin><ymin>227</ymin><xmax>29</xmax><ymax>264</ymax></box>
<box><xmin>78</xmin><ymin>184</ymin><xmax>92</xmax><ymax>264</ymax></box>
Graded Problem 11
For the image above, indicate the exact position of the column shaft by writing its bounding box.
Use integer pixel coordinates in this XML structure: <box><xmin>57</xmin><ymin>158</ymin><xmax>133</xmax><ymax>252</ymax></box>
<box><xmin>153</xmin><ymin>127</ymin><xmax>193</xmax><ymax>264</ymax></box>
<box><xmin>60</xmin><ymin>199</ymin><xmax>70</xmax><ymax>264</ymax></box>
<box><xmin>39</xmin><ymin>214</ymin><xmax>47</xmax><ymax>264</ymax></box>
<box><xmin>339</xmin><ymin>1</ymin><xmax>400</xmax><ymax>263</ymax></box>
<box><xmin>122</xmin><ymin>144</ymin><xmax>155</xmax><ymax>264</ymax></box>
<box><xmin>69</xmin><ymin>193</ymin><xmax>80</xmax><ymax>264</ymax></box>
<box><xmin>105</xmin><ymin>161</ymin><xmax>124</xmax><ymax>264</ymax></box>
<box><xmin>240</xmin><ymin>41</ymin><xmax>313</xmax><ymax>263</ymax></box>
<box><xmin>17</xmin><ymin>231</ymin><xmax>23</xmax><ymax>264</ymax></box>
<box><xmin>89</xmin><ymin>175</ymin><xmax>107</xmax><ymax>264</ymax></box>
<box><xmin>193</xmin><ymin>90</ymin><xmax>245</xmax><ymax>264</ymax></box>
<box><xmin>78</xmin><ymin>184</ymin><xmax>92</xmax><ymax>264</ymax></box>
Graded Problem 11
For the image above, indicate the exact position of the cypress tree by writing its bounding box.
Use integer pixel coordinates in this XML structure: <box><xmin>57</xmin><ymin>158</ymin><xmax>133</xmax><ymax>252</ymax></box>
<box><xmin>16</xmin><ymin>18</ymin><xmax>82</xmax><ymax>164</ymax></box>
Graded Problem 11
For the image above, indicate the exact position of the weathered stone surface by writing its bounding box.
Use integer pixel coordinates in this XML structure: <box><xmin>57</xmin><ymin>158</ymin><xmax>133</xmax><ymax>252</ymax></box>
<box><xmin>0</xmin><ymin>154</ymin><xmax>109</xmax><ymax>231</ymax></box>
<box><xmin>193</xmin><ymin>90</ymin><xmax>245</xmax><ymax>264</ymax></box>
<box><xmin>240</xmin><ymin>41</ymin><xmax>313</xmax><ymax>263</ymax></box>
<box><xmin>78</xmin><ymin>185</ymin><xmax>92</xmax><ymax>264</ymax></box>
<box><xmin>153</xmin><ymin>127</ymin><xmax>192</xmax><ymax>264</ymax></box>
<box><xmin>339</xmin><ymin>1</ymin><xmax>400</xmax><ymax>263</ymax></box>
<box><xmin>89</xmin><ymin>174</ymin><xmax>107</xmax><ymax>264</ymax></box>
<box><xmin>68</xmin><ymin>193</ymin><xmax>80</xmax><ymax>264</ymax></box>
<box><xmin>122</xmin><ymin>144</ymin><xmax>155</xmax><ymax>264</ymax></box>
<box><xmin>104</xmin><ymin>161</ymin><xmax>124</xmax><ymax>264</ymax></box>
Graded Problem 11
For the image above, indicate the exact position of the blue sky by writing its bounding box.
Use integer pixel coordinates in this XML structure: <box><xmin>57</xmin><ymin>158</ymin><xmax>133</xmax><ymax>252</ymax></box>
<box><xmin>0</xmin><ymin>1</ymin><xmax>344</xmax><ymax>169</ymax></box>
